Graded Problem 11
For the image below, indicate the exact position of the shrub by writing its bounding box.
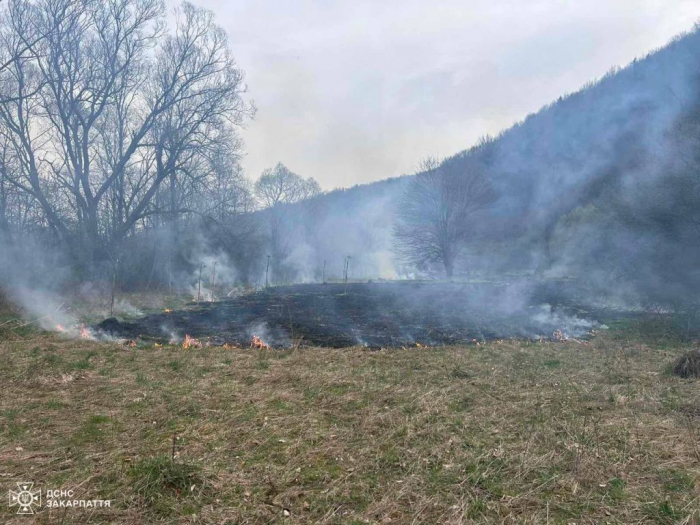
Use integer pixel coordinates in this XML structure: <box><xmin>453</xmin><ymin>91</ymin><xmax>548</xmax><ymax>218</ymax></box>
<box><xmin>671</xmin><ymin>350</ymin><xmax>700</xmax><ymax>378</ymax></box>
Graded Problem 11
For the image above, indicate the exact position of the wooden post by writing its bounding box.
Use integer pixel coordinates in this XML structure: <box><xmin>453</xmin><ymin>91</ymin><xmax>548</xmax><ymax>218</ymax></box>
<box><xmin>197</xmin><ymin>263</ymin><xmax>203</xmax><ymax>303</ymax></box>
<box><xmin>146</xmin><ymin>250</ymin><xmax>157</xmax><ymax>291</ymax></box>
<box><xmin>322</xmin><ymin>259</ymin><xmax>326</xmax><ymax>284</ymax></box>
<box><xmin>343</xmin><ymin>256</ymin><xmax>351</xmax><ymax>293</ymax></box>
<box><xmin>265</xmin><ymin>255</ymin><xmax>271</xmax><ymax>289</ymax></box>
<box><xmin>211</xmin><ymin>262</ymin><xmax>217</xmax><ymax>301</ymax></box>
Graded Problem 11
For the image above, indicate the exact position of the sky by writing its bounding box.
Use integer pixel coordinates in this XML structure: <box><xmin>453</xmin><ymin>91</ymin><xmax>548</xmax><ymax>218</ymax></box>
<box><xmin>181</xmin><ymin>0</ymin><xmax>700</xmax><ymax>190</ymax></box>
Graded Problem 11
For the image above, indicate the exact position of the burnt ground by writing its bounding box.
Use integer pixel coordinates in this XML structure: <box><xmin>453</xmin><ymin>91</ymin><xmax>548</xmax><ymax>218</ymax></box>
<box><xmin>95</xmin><ymin>281</ymin><xmax>628</xmax><ymax>348</ymax></box>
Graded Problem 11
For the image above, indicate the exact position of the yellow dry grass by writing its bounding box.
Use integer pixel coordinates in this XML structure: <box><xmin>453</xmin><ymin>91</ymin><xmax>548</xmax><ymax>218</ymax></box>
<box><xmin>0</xmin><ymin>328</ymin><xmax>698</xmax><ymax>523</ymax></box>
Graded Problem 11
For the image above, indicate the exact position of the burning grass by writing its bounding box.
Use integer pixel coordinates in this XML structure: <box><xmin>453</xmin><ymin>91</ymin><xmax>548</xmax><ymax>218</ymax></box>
<box><xmin>181</xmin><ymin>334</ymin><xmax>202</xmax><ymax>349</ymax></box>
<box><xmin>0</xmin><ymin>321</ymin><xmax>699</xmax><ymax>523</ymax></box>
<box><xmin>96</xmin><ymin>282</ymin><xmax>611</xmax><ymax>348</ymax></box>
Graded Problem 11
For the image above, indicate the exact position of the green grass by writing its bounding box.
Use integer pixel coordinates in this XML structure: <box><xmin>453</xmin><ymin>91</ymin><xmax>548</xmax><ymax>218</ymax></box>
<box><xmin>129</xmin><ymin>456</ymin><xmax>207</xmax><ymax>516</ymax></box>
<box><xmin>73</xmin><ymin>414</ymin><xmax>112</xmax><ymax>445</ymax></box>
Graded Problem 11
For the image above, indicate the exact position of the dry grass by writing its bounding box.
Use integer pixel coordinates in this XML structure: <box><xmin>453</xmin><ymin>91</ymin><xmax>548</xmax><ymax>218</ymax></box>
<box><xmin>0</xmin><ymin>326</ymin><xmax>699</xmax><ymax>523</ymax></box>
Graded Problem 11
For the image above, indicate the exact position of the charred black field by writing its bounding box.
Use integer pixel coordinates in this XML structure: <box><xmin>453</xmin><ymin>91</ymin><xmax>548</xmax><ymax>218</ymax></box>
<box><xmin>96</xmin><ymin>281</ymin><xmax>618</xmax><ymax>348</ymax></box>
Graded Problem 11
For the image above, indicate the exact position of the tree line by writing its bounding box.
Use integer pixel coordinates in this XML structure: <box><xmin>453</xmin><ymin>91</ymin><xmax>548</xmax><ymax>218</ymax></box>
<box><xmin>0</xmin><ymin>0</ymin><xmax>323</xmax><ymax>287</ymax></box>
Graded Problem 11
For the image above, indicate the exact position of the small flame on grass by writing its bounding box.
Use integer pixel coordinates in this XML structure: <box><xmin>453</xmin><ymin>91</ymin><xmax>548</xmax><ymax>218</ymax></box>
<box><xmin>164</xmin><ymin>309</ymin><xmax>172</xmax><ymax>313</ymax></box>
<box><xmin>182</xmin><ymin>334</ymin><xmax>201</xmax><ymax>349</ymax></box>
<box><xmin>553</xmin><ymin>329</ymin><xmax>566</xmax><ymax>342</ymax></box>
<box><xmin>55</xmin><ymin>323</ymin><xmax>93</xmax><ymax>340</ymax></box>
<box><xmin>251</xmin><ymin>335</ymin><xmax>269</xmax><ymax>349</ymax></box>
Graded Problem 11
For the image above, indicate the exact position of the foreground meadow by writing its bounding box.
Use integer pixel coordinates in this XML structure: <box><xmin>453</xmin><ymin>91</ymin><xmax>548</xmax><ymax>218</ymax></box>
<box><xmin>0</xmin><ymin>321</ymin><xmax>699</xmax><ymax>524</ymax></box>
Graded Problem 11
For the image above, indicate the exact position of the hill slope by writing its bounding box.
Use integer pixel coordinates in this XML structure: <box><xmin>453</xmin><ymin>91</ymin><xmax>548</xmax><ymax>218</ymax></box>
<box><xmin>274</xmin><ymin>25</ymin><xmax>700</xmax><ymax>301</ymax></box>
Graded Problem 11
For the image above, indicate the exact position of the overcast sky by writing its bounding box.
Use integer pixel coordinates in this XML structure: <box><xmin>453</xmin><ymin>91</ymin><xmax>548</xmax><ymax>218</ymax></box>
<box><xmin>185</xmin><ymin>0</ymin><xmax>700</xmax><ymax>189</ymax></box>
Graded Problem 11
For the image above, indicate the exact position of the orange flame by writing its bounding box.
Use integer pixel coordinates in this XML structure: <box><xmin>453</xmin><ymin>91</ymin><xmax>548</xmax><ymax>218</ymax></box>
<box><xmin>182</xmin><ymin>334</ymin><xmax>201</xmax><ymax>349</ymax></box>
<box><xmin>80</xmin><ymin>325</ymin><xmax>91</xmax><ymax>339</ymax></box>
<box><xmin>164</xmin><ymin>308</ymin><xmax>172</xmax><ymax>313</ymax></box>
<box><xmin>56</xmin><ymin>324</ymin><xmax>65</xmax><ymax>332</ymax></box>
<box><xmin>251</xmin><ymin>335</ymin><xmax>268</xmax><ymax>349</ymax></box>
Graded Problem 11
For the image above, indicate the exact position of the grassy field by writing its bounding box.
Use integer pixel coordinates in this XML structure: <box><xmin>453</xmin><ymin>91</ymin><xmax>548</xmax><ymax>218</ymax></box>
<box><xmin>1</xmin><ymin>307</ymin><xmax>699</xmax><ymax>523</ymax></box>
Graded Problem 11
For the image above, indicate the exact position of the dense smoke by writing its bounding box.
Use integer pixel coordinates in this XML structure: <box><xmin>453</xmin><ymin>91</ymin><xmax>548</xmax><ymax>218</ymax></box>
<box><xmin>257</xmin><ymin>26</ymin><xmax>700</xmax><ymax>310</ymax></box>
<box><xmin>1</xmin><ymin>1</ymin><xmax>700</xmax><ymax>339</ymax></box>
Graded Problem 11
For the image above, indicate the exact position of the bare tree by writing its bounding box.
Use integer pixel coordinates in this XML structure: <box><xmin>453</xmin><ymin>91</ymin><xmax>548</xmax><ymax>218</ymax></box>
<box><xmin>255</xmin><ymin>162</ymin><xmax>320</xmax><ymax>208</ymax></box>
<box><xmin>0</xmin><ymin>0</ymin><xmax>252</xmax><ymax>270</ymax></box>
<box><xmin>393</xmin><ymin>157</ymin><xmax>495</xmax><ymax>277</ymax></box>
<box><xmin>200</xmin><ymin>132</ymin><xmax>254</xmax><ymax>221</ymax></box>
<box><xmin>255</xmin><ymin>162</ymin><xmax>321</xmax><ymax>281</ymax></box>
<box><xmin>0</xmin><ymin>0</ymin><xmax>59</xmax><ymax>100</ymax></box>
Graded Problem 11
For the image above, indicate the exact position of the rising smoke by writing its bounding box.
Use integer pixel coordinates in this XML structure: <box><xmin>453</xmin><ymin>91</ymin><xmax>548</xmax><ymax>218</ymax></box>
<box><xmin>3</xmin><ymin>21</ymin><xmax>700</xmax><ymax>340</ymax></box>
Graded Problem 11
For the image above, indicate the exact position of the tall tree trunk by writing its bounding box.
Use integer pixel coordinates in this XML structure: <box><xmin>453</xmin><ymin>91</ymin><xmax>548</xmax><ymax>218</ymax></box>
<box><xmin>444</xmin><ymin>256</ymin><xmax>454</xmax><ymax>278</ymax></box>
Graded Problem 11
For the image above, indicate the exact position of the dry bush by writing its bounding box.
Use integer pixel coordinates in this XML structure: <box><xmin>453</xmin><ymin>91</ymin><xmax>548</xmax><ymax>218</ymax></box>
<box><xmin>672</xmin><ymin>349</ymin><xmax>700</xmax><ymax>378</ymax></box>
